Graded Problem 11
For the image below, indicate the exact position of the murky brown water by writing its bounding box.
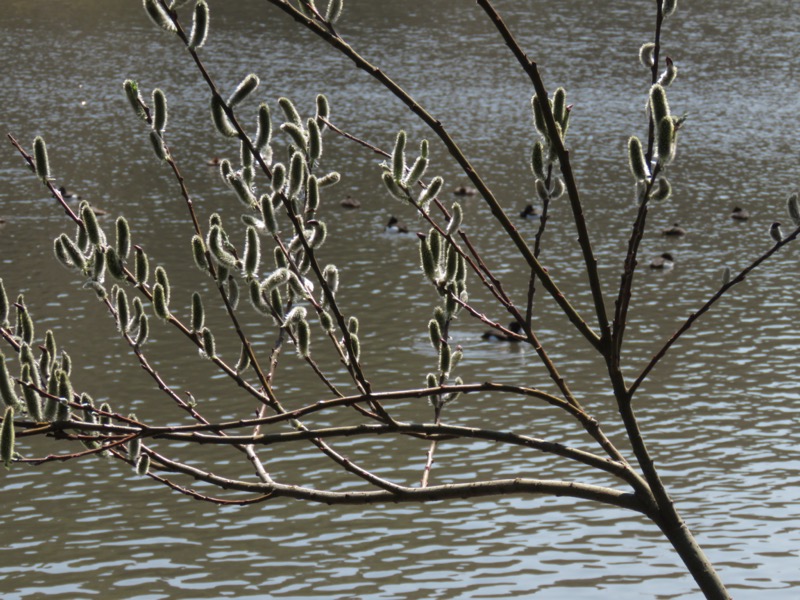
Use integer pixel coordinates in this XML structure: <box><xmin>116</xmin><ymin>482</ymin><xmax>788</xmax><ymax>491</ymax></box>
<box><xmin>1</xmin><ymin>1</ymin><xmax>798</xmax><ymax>598</ymax></box>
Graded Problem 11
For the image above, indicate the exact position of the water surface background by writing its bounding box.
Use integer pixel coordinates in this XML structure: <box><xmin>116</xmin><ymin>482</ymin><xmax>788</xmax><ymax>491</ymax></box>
<box><xmin>0</xmin><ymin>1</ymin><xmax>798</xmax><ymax>598</ymax></box>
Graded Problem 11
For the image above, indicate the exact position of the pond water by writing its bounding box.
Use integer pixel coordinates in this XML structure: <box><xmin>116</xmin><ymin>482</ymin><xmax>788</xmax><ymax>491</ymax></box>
<box><xmin>0</xmin><ymin>1</ymin><xmax>798</xmax><ymax>598</ymax></box>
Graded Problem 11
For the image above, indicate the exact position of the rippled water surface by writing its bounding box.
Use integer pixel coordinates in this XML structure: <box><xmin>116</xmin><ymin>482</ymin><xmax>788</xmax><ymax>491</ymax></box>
<box><xmin>1</xmin><ymin>1</ymin><xmax>799</xmax><ymax>598</ymax></box>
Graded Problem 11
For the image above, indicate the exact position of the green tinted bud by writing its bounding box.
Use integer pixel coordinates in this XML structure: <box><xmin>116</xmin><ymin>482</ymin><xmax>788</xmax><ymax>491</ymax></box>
<box><xmin>143</xmin><ymin>0</ymin><xmax>176</xmax><ymax>32</ymax></box>
<box><xmin>552</xmin><ymin>87</ymin><xmax>567</xmax><ymax>126</ymax></box>
<box><xmin>649</xmin><ymin>84</ymin><xmax>670</xmax><ymax>127</ymax></box>
<box><xmin>116</xmin><ymin>287</ymin><xmax>130</xmax><ymax>334</ymax></box>
<box><xmin>208</xmin><ymin>226</ymin><xmax>239</xmax><ymax>268</ymax></box>
<box><xmin>531</xmin><ymin>95</ymin><xmax>547</xmax><ymax>137</ymax></box>
<box><xmin>154</xmin><ymin>266</ymin><xmax>170</xmax><ymax>305</ymax></box>
<box><xmin>230</xmin><ymin>174</ymin><xmax>256</xmax><ymax>208</ymax></box>
<box><xmin>81</xmin><ymin>204</ymin><xmax>102</xmax><ymax>246</ymax></box>
<box><xmin>786</xmin><ymin>193</ymin><xmax>800</xmax><ymax>226</ymax></box>
<box><xmin>152</xmin><ymin>89</ymin><xmax>168</xmax><ymax>133</ymax></box>
<box><xmin>657</xmin><ymin>117</ymin><xmax>676</xmax><ymax>165</ymax></box>
<box><xmin>128</xmin><ymin>436</ymin><xmax>141</xmax><ymax>461</ymax></box>
<box><xmin>0</xmin><ymin>279</ymin><xmax>7</xmax><ymax>327</ymax></box>
<box><xmin>191</xmin><ymin>235</ymin><xmax>209</xmax><ymax>273</ymax></box>
<box><xmin>426</xmin><ymin>373</ymin><xmax>437</xmax><ymax>388</ymax></box>
<box><xmin>428</xmin><ymin>229</ymin><xmax>441</xmax><ymax>262</ymax></box>
<box><xmin>306</xmin><ymin>176</ymin><xmax>320</xmax><ymax>215</ymax></box>
<box><xmin>325</xmin><ymin>0</ymin><xmax>343</xmax><ymax>24</ymax></box>
<box><xmin>135</xmin><ymin>454</ymin><xmax>151</xmax><ymax>476</ymax></box>
<box><xmin>1</xmin><ymin>407</ymin><xmax>14</xmax><ymax>468</ymax></box>
<box><xmin>628</xmin><ymin>136</ymin><xmax>649</xmax><ymax>181</ymax></box>
<box><xmin>445</xmin><ymin>203</ymin><xmax>462</xmax><ymax>236</ymax></box>
<box><xmin>531</xmin><ymin>141</ymin><xmax>546</xmax><ymax>179</ymax></box>
<box><xmin>0</xmin><ymin>353</ymin><xmax>19</xmax><ymax>408</ymax></box>
<box><xmin>228</xmin><ymin>74</ymin><xmax>259</xmax><ymax>107</ymax></box>
<box><xmin>269</xmin><ymin>288</ymin><xmax>283</xmax><ymax>320</ymax></box>
<box><xmin>134</xmin><ymin>246</ymin><xmax>149</xmax><ymax>284</ymax></box>
<box><xmin>255</xmin><ymin>103</ymin><xmax>272</xmax><ymax>151</ymax></box>
<box><xmin>315</xmin><ymin>94</ymin><xmax>329</xmax><ymax>127</ymax></box>
<box><xmin>419</xmin><ymin>235</ymin><xmax>437</xmax><ymax>282</ymax></box>
<box><xmin>438</xmin><ymin>342</ymin><xmax>451</xmax><ymax>374</ymax></box>
<box><xmin>263</xmin><ymin>268</ymin><xmax>290</xmax><ymax>291</ymax></box>
<box><xmin>273</xmin><ymin>246</ymin><xmax>288</xmax><ymax>269</ymax></box>
<box><xmin>283</xmin><ymin>306</ymin><xmax>307</xmax><ymax>327</ymax></box>
<box><xmin>663</xmin><ymin>0</ymin><xmax>677</xmax><ymax>17</ymax></box>
<box><xmin>296</xmin><ymin>318</ymin><xmax>310</xmax><ymax>357</ymax></box>
<box><xmin>639</xmin><ymin>43</ymin><xmax>656</xmax><ymax>68</ymax></box>
<box><xmin>104</xmin><ymin>246</ymin><xmax>125</xmax><ymax>279</ymax></box>
<box><xmin>135</xmin><ymin>314</ymin><xmax>149</xmax><ymax>347</ymax></box>
<box><xmin>535</xmin><ymin>179</ymin><xmax>549</xmax><ymax>202</ymax></box>
<box><xmin>210</xmin><ymin>95</ymin><xmax>237</xmax><ymax>137</ymax></box>
<box><xmin>403</xmin><ymin>155</ymin><xmax>428</xmax><ymax>188</ymax></box>
<box><xmin>278</xmin><ymin>97</ymin><xmax>302</xmax><ymax>128</ymax></box>
<box><xmin>721</xmin><ymin>266</ymin><xmax>731</xmax><ymax>286</ymax></box>
<box><xmin>391</xmin><ymin>130</ymin><xmax>407</xmax><ymax>184</ymax></box>
<box><xmin>188</xmin><ymin>0</ymin><xmax>209</xmax><ymax>50</ymax></box>
<box><xmin>271</xmin><ymin>163</ymin><xmax>286</xmax><ymax>193</ymax></box>
<box><xmin>21</xmin><ymin>365</ymin><xmax>42</xmax><ymax>422</ymax></box>
<box><xmin>191</xmin><ymin>292</ymin><xmax>204</xmax><ymax>332</ymax></box>
<box><xmin>201</xmin><ymin>327</ymin><xmax>216</xmax><ymax>358</ymax></box>
<box><xmin>149</xmin><ymin>130</ymin><xmax>167</xmax><ymax>161</ymax></box>
<box><xmin>649</xmin><ymin>176</ymin><xmax>672</xmax><ymax>201</ymax></box>
<box><xmin>153</xmin><ymin>283</ymin><xmax>169</xmax><ymax>320</ymax></box>
<box><xmin>287</xmin><ymin>152</ymin><xmax>305</xmax><ymax>199</ymax></box>
<box><xmin>33</xmin><ymin>136</ymin><xmax>50</xmax><ymax>183</ymax></box>
<box><xmin>658</xmin><ymin>57</ymin><xmax>678</xmax><ymax>87</ymax></box>
<box><xmin>428</xmin><ymin>319</ymin><xmax>441</xmax><ymax>349</ymax></box>
<box><xmin>322</xmin><ymin>264</ymin><xmax>339</xmax><ymax>295</ymax></box>
<box><xmin>261</xmin><ymin>194</ymin><xmax>278</xmax><ymax>234</ymax></box>
<box><xmin>444</xmin><ymin>244</ymin><xmax>459</xmax><ymax>283</ymax></box>
<box><xmin>316</xmin><ymin>171</ymin><xmax>340</xmax><ymax>187</ymax></box>
<box><xmin>243</xmin><ymin>227</ymin><xmax>260</xmax><ymax>278</ymax></box>
<box><xmin>123</xmin><ymin>79</ymin><xmax>148</xmax><ymax>122</ymax></box>
<box><xmin>347</xmin><ymin>316</ymin><xmax>359</xmax><ymax>335</ymax></box>
<box><xmin>348</xmin><ymin>333</ymin><xmax>360</xmax><ymax>363</ymax></box>
<box><xmin>319</xmin><ymin>310</ymin><xmax>334</xmax><ymax>332</ymax></box>
<box><xmin>59</xmin><ymin>350</ymin><xmax>71</xmax><ymax>376</ymax></box>
<box><xmin>382</xmin><ymin>172</ymin><xmax>406</xmax><ymax>201</ymax></box>
<box><xmin>57</xmin><ymin>369</ymin><xmax>73</xmax><ymax>403</ymax></box>
<box><xmin>115</xmin><ymin>217</ymin><xmax>131</xmax><ymax>259</ymax></box>
<box><xmin>248</xmin><ymin>280</ymin><xmax>268</xmax><ymax>313</ymax></box>
<box><xmin>308</xmin><ymin>220</ymin><xmax>326</xmax><ymax>249</ymax></box>
<box><xmin>15</xmin><ymin>301</ymin><xmax>33</xmax><ymax>346</ymax></box>
<box><xmin>307</xmin><ymin>118</ymin><xmax>322</xmax><ymax>162</ymax></box>
<box><xmin>235</xmin><ymin>344</ymin><xmax>251</xmax><ymax>374</ymax></box>
<box><xmin>226</xmin><ymin>275</ymin><xmax>239</xmax><ymax>310</ymax></box>
<box><xmin>419</xmin><ymin>176</ymin><xmax>443</xmax><ymax>210</ymax></box>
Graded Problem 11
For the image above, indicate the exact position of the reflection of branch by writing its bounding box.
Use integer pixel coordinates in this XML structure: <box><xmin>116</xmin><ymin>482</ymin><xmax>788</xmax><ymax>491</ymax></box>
<box><xmin>630</xmin><ymin>226</ymin><xmax>800</xmax><ymax>397</ymax></box>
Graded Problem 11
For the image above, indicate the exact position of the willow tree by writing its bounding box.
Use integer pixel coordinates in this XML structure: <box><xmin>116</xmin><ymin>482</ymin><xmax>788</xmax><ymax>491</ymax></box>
<box><xmin>2</xmin><ymin>1</ymin><xmax>797</xmax><ymax>598</ymax></box>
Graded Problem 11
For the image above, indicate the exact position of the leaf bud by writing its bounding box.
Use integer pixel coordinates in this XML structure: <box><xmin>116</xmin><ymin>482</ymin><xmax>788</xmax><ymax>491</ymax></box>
<box><xmin>188</xmin><ymin>0</ymin><xmax>209</xmax><ymax>50</ymax></box>
<box><xmin>628</xmin><ymin>136</ymin><xmax>649</xmax><ymax>181</ymax></box>
<box><xmin>255</xmin><ymin>102</ymin><xmax>272</xmax><ymax>151</ymax></box>
<box><xmin>152</xmin><ymin>88</ymin><xmax>168</xmax><ymax>133</ymax></box>
<box><xmin>228</xmin><ymin>74</ymin><xmax>259</xmax><ymax>108</ymax></box>
<box><xmin>296</xmin><ymin>318</ymin><xmax>311</xmax><ymax>357</ymax></box>
<box><xmin>33</xmin><ymin>136</ymin><xmax>50</xmax><ymax>184</ymax></box>
<box><xmin>143</xmin><ymin>0</ymin><xmax>177</xmax><ymax>32</ymax></box>
<box><xmin>210</xmin><ymin>95</ymin><xmax>237</xmax><ymax>137</ymax></box>
<box><xmin>1</xmin><ymin>406</ymin><xmax>14</xmax><ymax>469</ymax></box>
<box><xmin>123</xmin><ymin>79</ymin><xmax>148</xmax><ymax>122</ymax></box>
